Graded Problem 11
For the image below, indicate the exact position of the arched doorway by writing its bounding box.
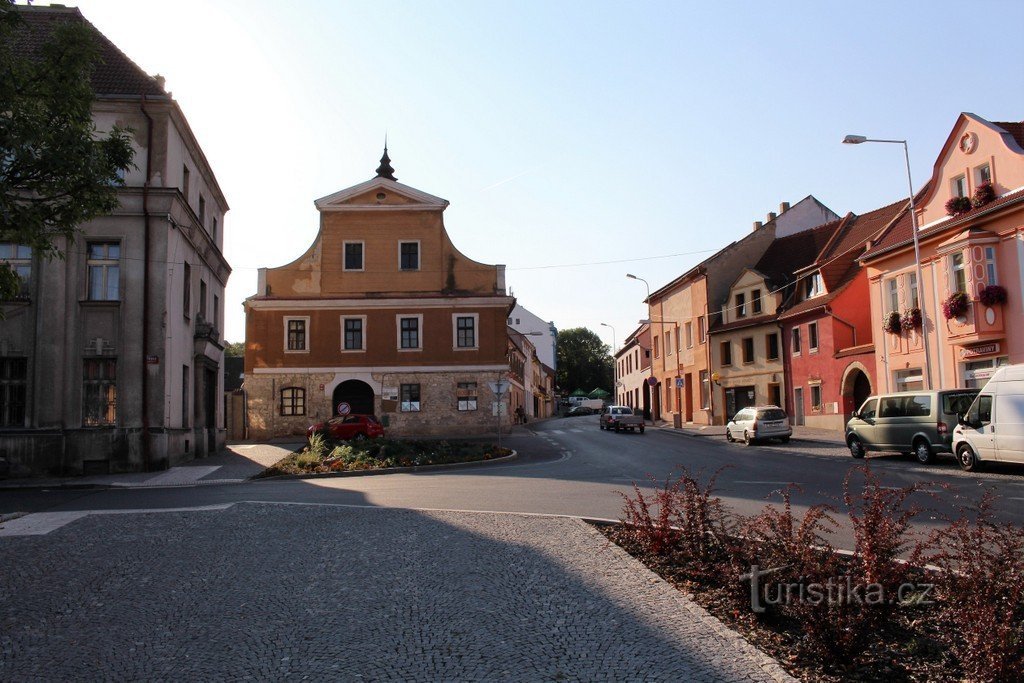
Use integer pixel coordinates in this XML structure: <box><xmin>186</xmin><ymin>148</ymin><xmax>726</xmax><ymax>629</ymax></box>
<box><xmin>332</xmin><ymin>379</ymin><xmax>375</xmax><ymax>416</ymax></box>
<box><xmin>841</xmin><ymin>364</ymin><xmax>872</xmax><ymax>422</ymax></box>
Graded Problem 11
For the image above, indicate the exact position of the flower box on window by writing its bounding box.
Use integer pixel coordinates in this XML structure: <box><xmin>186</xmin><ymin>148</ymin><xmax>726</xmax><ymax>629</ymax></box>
<box><xmin>971</xmin><ymin>181</ymin><xmax>996</xmax><ymax>208</ymax></box>
<box><xmin>945</xmin><ymin>196</ymin><xmax>972</xmax><ymax>216</ymax></box>
<box><xmin>900</xmin><ymin>308</ymin><xmax>922</xmax><ymax>331</ymax></box>
<box><xmin>942</xmin><ymin>292</ymin><xmax>970</xmax><ymax>320</ymax></box>
<box><xmin>882</xmin><ymin>310</ymin><xmax>902</xmax><ymax>335</ymax></box>
<box><xmin>978</xmin><ymin>284</ymin><xmax>1007</xmax><ymax>307</ymax></box>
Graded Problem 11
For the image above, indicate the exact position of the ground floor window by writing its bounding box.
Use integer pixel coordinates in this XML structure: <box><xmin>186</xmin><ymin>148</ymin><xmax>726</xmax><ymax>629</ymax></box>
<box><xmin>280</xmin><ymin>387</ymin><xmax>305</xmax><ymax>416</ymax></box>
<box><xmin>893</xmin><ymin>368</ymin><xmax>924</xmax><ymax>392</ymax></box>
<box><xmin>810</xmin><ymin>384</ymin><xmax>823</xmax><ymax>411</ymax></box>
<box><xmin>457</xmin><ymin>382</ymin><xmax>478</xmax><ymax>411</ymax></box>
<box><xmin>0</xmin><ymin>357</ymin><xmax>27</xmax><ymax>426</ymax></box>
<box><xmin>83</xmin><ymin>359</ymin><xmax>117</xmax><ymax>425</ymax></box>
<box><xmin>700</xmin><ymin>370</ymin><xmax>709</xmax><ymax>409</ymax></box>
<box><xmin>962</xmin><ymin>356</ymin><xmax>1009</xmax><ymax>388</ymax></box>
<box><xmin>401</xmin><ymin>383</ymin><xmax>421</xmax><ymax>412</ymax></box>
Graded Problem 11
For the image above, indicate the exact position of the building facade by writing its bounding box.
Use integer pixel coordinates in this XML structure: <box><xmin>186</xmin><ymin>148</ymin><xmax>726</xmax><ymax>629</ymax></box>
<box><xmin>646</xmin><ymin>197</ymin><xmax>838</xmax><ymax>426</ymax></box>
<box><xmin>508</xmin><ymin>304</ymin><xmax>557</xmax><ymax>372</ymax></box>
<box><xmin>861</xmin><ymin>114</ymin><xmax>1024</xmax><ymax>393</ymax></box>
<box><xmin>0</xmin><ymin>6</ymin><xmax>230</xmax><ymax>476</ymax></box>
<box><xmin>243</xmin><ymin>152</ymin><xmax>514</xmax><ymax>438</ymax></box>
<box><xmin>615</xmin><ymin>324</ymin><xmax>652</xmax><ymax>417</ymax></box>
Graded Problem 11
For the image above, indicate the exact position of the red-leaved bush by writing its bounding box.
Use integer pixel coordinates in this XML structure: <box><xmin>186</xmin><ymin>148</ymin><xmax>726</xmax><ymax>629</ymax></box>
<box><xmin>923</xmin><ymin>494</ymin><xmax>1024</xmax><ymax>682</ymax></box>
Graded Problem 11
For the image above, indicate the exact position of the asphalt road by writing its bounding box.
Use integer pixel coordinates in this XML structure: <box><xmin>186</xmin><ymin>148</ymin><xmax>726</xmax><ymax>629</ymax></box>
<box><xmin>4</xmin><ymin>415</ymin><xmax>1024</xmax><ymax>549</ymax></box>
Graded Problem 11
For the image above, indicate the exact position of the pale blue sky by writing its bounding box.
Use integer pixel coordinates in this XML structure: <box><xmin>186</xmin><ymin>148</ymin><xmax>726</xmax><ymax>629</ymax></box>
<box><xmin>65</xmin><ymin>0</ymin><xmax>1024</xmax><ymax>350</ymax></box>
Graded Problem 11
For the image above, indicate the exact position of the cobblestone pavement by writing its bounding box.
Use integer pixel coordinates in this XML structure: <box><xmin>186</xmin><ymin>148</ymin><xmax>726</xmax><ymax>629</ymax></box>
<box><xmin>0</xmin><ymin>504</ymin><xmax>791</xmax><ymax>682</ymax></box>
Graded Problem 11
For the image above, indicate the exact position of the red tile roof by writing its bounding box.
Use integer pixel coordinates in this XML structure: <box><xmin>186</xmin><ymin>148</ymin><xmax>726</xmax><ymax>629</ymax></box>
<box><xmin>708</xmin><ymin>312</ymin><xmax>778</xmax><ymax>334</ymax></box>
<box><xmin>994</xmin><ymin>121</ymin><xmax>1024</xmax><ymax>149</ymax></box>
<box><xmin>11</xmin><ymin>5</ymin><xmax>168</xmax><ymax>98</ymax></box>
<box><xmin>861</xmin><ymin>187</ymin><xmax>1024</xmax><ymax>261</ymax></box>
<box><xmin>751</xmin><ymin>220</ymin><xmax>842</xmax><ymax>291</ymax></box>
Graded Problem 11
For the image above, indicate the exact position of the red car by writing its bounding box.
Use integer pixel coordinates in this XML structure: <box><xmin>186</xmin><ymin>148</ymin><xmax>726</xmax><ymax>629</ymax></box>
<box><xmin>307</xmin><ymin>414</ymin><xmax>385</xmax><ymax>440</ymax></box>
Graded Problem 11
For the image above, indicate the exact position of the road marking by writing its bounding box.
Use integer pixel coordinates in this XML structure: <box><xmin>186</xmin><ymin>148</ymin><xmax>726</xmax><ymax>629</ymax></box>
<box><xmin>0</xmin><ymin>503</ymin><xmax>235</xmax><ymax>537</ymax></box>
<box><xmin>550</xmin><ymin>430</ymin><xmax>565</xmax><ymax>435</ymax></box>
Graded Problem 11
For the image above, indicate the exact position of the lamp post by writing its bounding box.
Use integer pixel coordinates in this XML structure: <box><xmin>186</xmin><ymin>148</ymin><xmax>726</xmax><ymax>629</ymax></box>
<box><xmin>843</xmin><ymin>134</ymin><xmax>933</xmax><ymax>390</ymax></box>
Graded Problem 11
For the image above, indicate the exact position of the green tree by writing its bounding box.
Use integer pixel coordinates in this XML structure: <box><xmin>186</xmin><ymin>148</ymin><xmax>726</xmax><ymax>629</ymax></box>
<box><xmin>223</xmin><ymin>341</ymin><xmax>245</xmax><ymax>357</ymax></box>
<box><xmin>0</xmin><ymin>2</ymin><xmax>135</xmax><ymax>300</ymax></box>
<box><xmin>556</xmin><ymin>327</ymin><xmax>613</xmax><ymax>396</ymax></box>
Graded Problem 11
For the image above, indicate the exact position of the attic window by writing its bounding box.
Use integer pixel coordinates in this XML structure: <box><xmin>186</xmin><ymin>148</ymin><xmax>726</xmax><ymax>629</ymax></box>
<box><xmin>804</xmin><ymin>273</ymin><xmax>823</xmax><ymax>298</ymax></box>
<box><xmin>376</xmin><ymin>192</ymin><xmax>386</xmax><ymax>201</ymax></box>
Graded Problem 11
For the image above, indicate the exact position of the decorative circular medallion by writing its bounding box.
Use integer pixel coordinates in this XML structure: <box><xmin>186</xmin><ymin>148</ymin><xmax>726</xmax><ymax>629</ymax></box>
<box><xmin>959</xmin><ymin>132</ymin><xmax>978</xmax><ymax>154</ymax></box>
<box><xmin>985</xmin><ymin>307</ymin><xmax>996</xmax><ymax>325</ymax></box>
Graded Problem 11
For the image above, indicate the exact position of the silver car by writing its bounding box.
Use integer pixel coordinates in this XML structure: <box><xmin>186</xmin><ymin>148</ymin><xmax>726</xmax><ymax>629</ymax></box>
<box><xmin>726</xmin><ymin>406</ymin><xmax>792</xmax><ymax>445</ymax></box>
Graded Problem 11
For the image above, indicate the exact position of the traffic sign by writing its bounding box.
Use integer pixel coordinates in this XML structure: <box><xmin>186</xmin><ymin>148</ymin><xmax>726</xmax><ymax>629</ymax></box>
<box><xmin>488</xmin><ymin>380</ymin><xmax>511</xmax><ymax>395</ymax></box>
<box><xmin>337</xmin><ymin>402</ymin><xmax>351</xmax><ymax>416</ymax></box>
<box><xmin>675</xmin><ymin>377</ymin><xmax>685</xmax><ymax>388</ymax></box>
<box><xmin>647</xmin><ymin>376</ymin><xmax>658</xmax><ymax>386</ymax></box>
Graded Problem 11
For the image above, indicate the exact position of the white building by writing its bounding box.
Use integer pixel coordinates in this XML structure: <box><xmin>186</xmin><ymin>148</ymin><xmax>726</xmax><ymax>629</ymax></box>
<box><xmin>508</xmin><ymin>304</ymin><xmax>557</xmax><ymax>371</ymax></box>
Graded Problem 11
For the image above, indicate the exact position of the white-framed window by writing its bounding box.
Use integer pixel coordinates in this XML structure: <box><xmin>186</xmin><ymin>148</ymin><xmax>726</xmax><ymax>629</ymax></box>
<box><xmin>666</xmin><ymin>330</ymin><xmax>673</xmax><ymax>355</ymax></box>
<box><xmin>698</xmin><ymin>316</ymin><xmax>706</xmax><ymax>343</ymax></box>
<box><xmin>886</xmin><ymin>278</ymin><xmax>898</xmax><ymax>311</ymax></box>
<box><xmin>0</xmin><ymin>243</ymin><xmax>32</xmax><ymax>297</ymax></box>
<box><xmin>87</xmin><ymin>242</ymin><xmax>120</xmax><ymax>301</ymax></box>
<box><xmin>280</xmin><ymin>387</ymin><xmax>305</xmax><ymax>416</ymax></box>
<box><xmin>808</xmin><ymin>322</ymin><xmax>819</xmax><ymax>352</ymax></box>
<box><xmin>792</xmin><ymin>327</ymin><xmax>802</xmax><ymax>355</ymax></box>
<box><xmin>963</xmin><ymin>356</ymin><xmax>1009</xmax><ymax>389</ymax></box>
<box><xmin>975</xmin><ymin>164</ymin><xmax>992</xmax><ymax>186</ymax></box>
<box><xmin>343</xmin><ymin>241</ymin><xmax>364</xmax><ymax>271</ymax></box>
<box><xmin>810</xmin><ymin>384</ymin><xmax>822</xmax><ymax>410</ymax></box>
<box><xmin>894</xmin><ymin>368</ymin><xmax>924</xmax><ymax>392</ymax></box>
<box><xmin>397</xmin><ymin>314</ymin><xmax>423</xmax><ymax>350</ymax></box>
<box><xmin>341</xmin><ymin>315</ymin><xmax>366</xmax><ymax>352</ymax></box>
<box><xmin>804</xmin><ymin>272</ymin><xmax>823</xmax><ymax>299</ymax></box>
<box><xmin>400</xmin><ymin>383</ymin><xmax>421</xmax><ymax>412</ymax></box>
<box><xmin>452</xmin><ymin>313</ymin><xmax>478</xmax><ymax>350</ymax></box>
<box><xmin>908</xmin><ymin>273</ymin><xmax>919</xmax><ymax>308</ymax></box>
<box><xmin>952</xmin><ymin>174</ymin><xmax>968</xmax><ymax>198</ymax></box>
<box><xmin>284</xmin><ymin>316</ymin><xmax>310</xmax><ymax>352</ymax></box>
<box><xmin>950</xmin><ymin>252</ymin><xmax>967</xmax><ymax>294</ymax></box>
<box><xmin>984</xmin><ymin>246</ymin><xmax>997</xmax><ymax>285</ymax></box>
<box><xmin>399</xmin><ymin>241</ymin><xmax>420</xmax><ymax>271</ymax></box>
<box><xmin>457</xmin><ymin>382</ymin><xmax>477</xmax><ymax>411</ymax></box>
<box><xmin>685</xmin><ymin>322</ymin><xmax>693</xmax><ymax>348</ymax></box>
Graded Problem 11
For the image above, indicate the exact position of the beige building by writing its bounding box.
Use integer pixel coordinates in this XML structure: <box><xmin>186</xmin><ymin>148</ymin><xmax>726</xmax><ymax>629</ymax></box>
<box><xmin>614</xmin><ymin>324</ymin><xmax>652</xmax><ymax>417</ymax></box>
<box><xmin>0</xmin><ymin>6</ymin><xmax>230</xmax><ymax>476</ymax></box>
<box><xmin>243</xmin><ymin>151</ymin><xmax>514</xmax><ymax>438</ymax></box>
<box><xmin>710</xmin><ymin>222</ymin><xmax>839</xmax><ymax>418</ymax></box>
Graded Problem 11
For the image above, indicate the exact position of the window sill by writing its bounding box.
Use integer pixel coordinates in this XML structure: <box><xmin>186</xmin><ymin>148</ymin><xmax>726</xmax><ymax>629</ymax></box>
<box><xmin>79</xmin><ymin>299</ymin><xmax>121</xmax><ymax>307</ymax></box>
<box><xmin>398</xmin><ymin>348</ymin><xmax>423</xmax><ymax>353</ymax></box>
<box><xmin>454</xmin><ymin>347</ymin><xmax>479</xmax><ymax>352</ymax></box>
<box><xmin>284</xmin><ymin>349</ymin><xmax>310</xmax><ymax>354</ymax></box>
<box><xmin>340</xmin><ymin>349</ymin><xmax>366</xmax><ymax>354</ymax></box>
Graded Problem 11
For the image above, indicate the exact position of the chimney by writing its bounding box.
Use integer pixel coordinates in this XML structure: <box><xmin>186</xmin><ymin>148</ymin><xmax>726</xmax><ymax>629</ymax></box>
<box><xmin>752</xmin><ymin>220</ymin><xmax>763</xmax><ymax>231</ymax></box>
<box><xmin>766</xmin><ymin>211</ymin><xmax>777</xmax><ymax>222</ymax></box>
<box><xmin>154</xmin><ymin>74</ymin><xmax>166</xmax><ymax>90</ymax></box>
<box><xmin>779</xmin><ymin>201</ymin><xmax>791</xmax><ymax>213</ymax></box>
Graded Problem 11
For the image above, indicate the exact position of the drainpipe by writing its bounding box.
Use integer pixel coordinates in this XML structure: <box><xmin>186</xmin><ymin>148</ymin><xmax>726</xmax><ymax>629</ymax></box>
<box><xmin>826</xmin><ymin>306</ymin><xmax>858</xmax><ymax>347</ymax></box>
<box><xmin>140</xmin><ymin>96</ymin><xmax>153</xmax><ymax>470</ymax></box>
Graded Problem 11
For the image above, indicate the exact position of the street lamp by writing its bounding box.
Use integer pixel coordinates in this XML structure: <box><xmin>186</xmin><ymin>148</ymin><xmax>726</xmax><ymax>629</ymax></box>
<box><xmin>843</xmin><ymin>134</ymin><xmax>933</xmax><ymax>390</ymax></box>
<box><xmin>599</xmin><ymin>322</ymin><xmax>616</xmax><ymax>354</ymax></box>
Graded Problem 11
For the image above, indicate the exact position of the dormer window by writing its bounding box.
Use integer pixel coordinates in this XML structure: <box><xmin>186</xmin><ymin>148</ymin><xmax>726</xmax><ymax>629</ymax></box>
<box><xmin>804</xmin><ymin>273</ymin><xmax>823</xmax><ymax>299</ymax></box>
<box><xmin>735</xmin><ymin>292</ymin><xmax>746</xmax><ymax>318</ymax></box>
<box><xmin>751</xmin><ymin>288</ymin><xmax>762</xmax><ymax>314</ymax></box>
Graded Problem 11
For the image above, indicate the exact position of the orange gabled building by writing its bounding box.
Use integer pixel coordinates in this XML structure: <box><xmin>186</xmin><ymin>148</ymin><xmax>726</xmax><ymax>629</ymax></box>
<box><xmin>244</xmin><ymin>150</ymin><xmax>514</xmax><ymax>437</ymax></box>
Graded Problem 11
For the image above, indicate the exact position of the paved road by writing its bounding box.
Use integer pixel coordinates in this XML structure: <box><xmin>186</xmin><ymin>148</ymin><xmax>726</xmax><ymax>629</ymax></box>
<box><xmin>0</xmin><ymin>504</ymin><xmax>790</xmax><ymax>682</ymax></box>
<box><xmin>3</xmin><ymin>415</ymin><xmax>1024</xmax><ymax>547</ymax></box>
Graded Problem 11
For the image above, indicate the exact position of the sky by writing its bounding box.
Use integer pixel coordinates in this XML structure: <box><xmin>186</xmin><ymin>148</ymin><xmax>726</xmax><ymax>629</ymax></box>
<box><xmin>53</xmin><ymin>0</ymin><xmax>1024</xmax><ymax>352</ymax></box>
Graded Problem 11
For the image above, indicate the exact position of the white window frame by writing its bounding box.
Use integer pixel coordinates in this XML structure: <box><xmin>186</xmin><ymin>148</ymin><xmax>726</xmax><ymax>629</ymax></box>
<box><xmin>283</xmin><ymin>316</ymin><xmax>310</xmax><ymax>353</ymax></box>
<box><xmin>457</xmin><ymin>381</ymin><xmax>478</xmax><ymax>411</ymax></box>
<box><xmin>975</xmin><ymin>163</ymin><xmax>991</xmax><ymax>186</ymax></box>
<box><xmin>950</xmin><ymin>252</ymin><xmax>967</xmax><ymax>294</ymax></box>
<box><xmin>396</xmin><ymin>313</ymin><xmax>424</xmax><ymax>351</ymax></box>
<box><xmin>984</xmin><ymin>246</ymin><xmax>998</xmax><ymax>286</ymax></box>
<box><xmin>340</xmin><ymin>315</ymin><xmax>367</xmax><ymax>352</ymax></box>
<box><xmin>685</xmin><ymin>322</ymin><xmax>693</xmax><ymax>349</ymax></box>
<box><xmin>343</xmin><ymin>241</ymin><xmax>365</xmax><ymax>272</ymax></box>
<box><xmin>86</xmin><ymin>241</ymin><xmax>121</xmax><ymax>301</ymax></box>
<box><xmin>810</xmin><ymin>384</ymin><xmax>822</xmax><ymax>410</ymax></box>
<box><xmin>952</xmin><ymin>174</ymin><xmax>968</xmax><ymax>198</ymax></box>
<box><xmin>452</xmin><ymin>313</ymin><xmax>479</xmax><ymax>351</ymax></box>
<box><xmin>398</xmin><ymin>240</ymin><xmax>421</xmax><ymax>271</ymax></box>
<box><xmin>886</xmin><ymin>277</ymin><xmax>898</xmax><ymax>311</ymax></box>
<box><xmin>400</xmin><ymin>383</ymin><xmax>421</xmax><ymax>412</ymax></box>
<box><xmin>805</xmin><ymin>273</ymin><xmax>824</xmax><ymax>299</ymax></box>
<box><xmin>907</xmin><ymin>273</ymin><xmax>919</xmax><ymax>309</ymax></box>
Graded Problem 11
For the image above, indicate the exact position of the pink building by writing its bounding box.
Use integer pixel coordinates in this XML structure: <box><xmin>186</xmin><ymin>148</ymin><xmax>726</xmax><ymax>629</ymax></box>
<box><xmin>861</xmin><ymin>113</ymin><xmax>1024</xmax><ymax>392</ymax></box>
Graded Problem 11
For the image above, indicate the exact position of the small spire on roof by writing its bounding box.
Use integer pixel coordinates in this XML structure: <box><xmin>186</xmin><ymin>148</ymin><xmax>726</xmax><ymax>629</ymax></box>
<box><xmin>375</xmin><ymin>136</ymin><xmax>396</xmax><ymax>181</ymax></box>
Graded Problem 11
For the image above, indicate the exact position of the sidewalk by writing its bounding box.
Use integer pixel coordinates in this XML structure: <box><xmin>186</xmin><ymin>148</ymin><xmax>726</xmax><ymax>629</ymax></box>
<box><xmin>0</xmin><ymin>442</ymin><xmax>301</xmax><ymax>491</ymax></box>
<box><xmin>654</xmin><ymin>421</ymin><xmax>846</xmax><ymax>446</ymax></box>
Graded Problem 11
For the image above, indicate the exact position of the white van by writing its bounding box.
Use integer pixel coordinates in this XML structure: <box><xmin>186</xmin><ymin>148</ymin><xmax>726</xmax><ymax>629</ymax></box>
<box><xmin>952</xmin><ymin>364</ymin><xmax>1024</xmax><ymax>471</ymax></box>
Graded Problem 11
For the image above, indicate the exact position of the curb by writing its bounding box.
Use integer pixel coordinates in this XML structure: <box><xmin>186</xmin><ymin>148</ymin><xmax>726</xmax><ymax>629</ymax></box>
<box><xmin>255</xmin><ymin>449</ymin><xmax>519</xmax><ymax>482</ymax></box>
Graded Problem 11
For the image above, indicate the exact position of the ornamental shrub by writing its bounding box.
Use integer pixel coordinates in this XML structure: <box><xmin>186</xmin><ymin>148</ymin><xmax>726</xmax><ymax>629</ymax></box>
<box><xmin>971</xmin><ymin>181</ymin><xmax>996</xmax><ymax>208</ymax></box>
<box><xmin>900</xmin><ymin>307</ymin><xmax>922</xmax><ymax>331</ymax></box>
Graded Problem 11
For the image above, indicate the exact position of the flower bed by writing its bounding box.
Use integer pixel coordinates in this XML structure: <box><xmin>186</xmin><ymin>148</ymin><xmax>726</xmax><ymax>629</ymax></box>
<box><xmin>261</xmin><ymin>434</ymin><xmax>511</xmax><ymax>476</ymax></box>
<box><xmin>598</xmin><ymin>467</ymin><xmax>1024</xmax><ymax>682</ymax></box>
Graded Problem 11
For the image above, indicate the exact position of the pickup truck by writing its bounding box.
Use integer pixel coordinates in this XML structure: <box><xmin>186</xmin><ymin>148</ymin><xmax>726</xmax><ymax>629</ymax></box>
<box><xmin>599</xmin><ymin>405</ymin><xmax>645</xmax><ymax>433</ymax></box>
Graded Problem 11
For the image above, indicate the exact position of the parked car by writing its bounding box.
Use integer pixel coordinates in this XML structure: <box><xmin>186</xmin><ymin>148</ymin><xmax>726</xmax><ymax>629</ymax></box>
<box><xmin>845</xmin><ymin>389</ymin><xmax>978</xmax><ymax>464</ymax></box>
<box><xmin>953</xmin><ymin>364</ymin><xmax>1024</xmax><ymax>471</ymax></box>
<box><xmin>307</xmin><ymin>414</ymin><xmax>385</xmax><ymax>440</ymax></box>
<box><xmin>726</xmin><ymin>406</ymin><xmax>792</xmax><ymax>445</ymax></box>
<box><xmin>599</xmin><ymin>405</ymin><xmax>645</xmax><ymax>433</ymax></box>
<box><xmin>566</xmin><ymin>405</ymin><xmax>595</xmax><ymax>416</ymax></box>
